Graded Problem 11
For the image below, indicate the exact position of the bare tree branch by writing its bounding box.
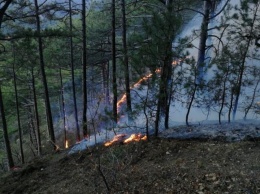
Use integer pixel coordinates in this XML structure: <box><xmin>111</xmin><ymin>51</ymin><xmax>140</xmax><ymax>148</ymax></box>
<box><xmin>0</xmin><ymin>0</ymin><xmax>13</xmax><ymax>28</ymax></box>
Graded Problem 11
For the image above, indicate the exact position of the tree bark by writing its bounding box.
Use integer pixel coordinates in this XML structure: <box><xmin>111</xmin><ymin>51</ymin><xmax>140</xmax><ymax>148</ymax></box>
<box><xmin>34</xmin><ymin>0</ymin><xmax>55</xmax><ymax>147</ymax></box>
<box><xmin>12</xmin><ymin>43</ymin><xmax>25</xmax><ymax>163</ymax></box>
<box><xmin>82</xmin><ymin>0</ymin><xmax>88</xmax><ymax>139</ymax></box>
<box><xmin>228</xmin><ymin>89</ymin><xmax>234</xmax><ymax>123</ymax></box>
<box><xmin>186</xmin><ymin>84</ymin><xmax>197</xmax><ymax>126</ymax></box>
<box><xmin>232</xmin><ymin>2</ymin><xmax>259</xmax><ymax>120</ymax></box>
<box><xmin>31</xmin><ymin>68</ymin><xmax>41</xmax><ymax>155</ymax></box>
<box><xmin>154</xmin><ymin>97</ymin><xmax>161</xmax><ymax>137</ymax></box>
<box><xmin>195</xmin><ymin>0</ymin><xmax>211</xmax><ymax>85</ymax></box>
<box><xmin>69</xmin><ymin>0</ymin><xmax>80</xmax><ymax>140</ymax></box>
<box><xmin>102</xmin><ymin>61</ymin><xmax>110</xmax><ymax>105</ymax></box>
<box><xmin>244</xmin><ymin>76</ymin><xmax>260</xmax><ymax>120</ymax></box>
<box><xmin>155</xmin><ymin>0</ymin><xmax>174</xmax><ymax>131</ymax></box>
<box><xmin>112</xmin><ymin>0</ymin><xmax>118</xmax><ymax>123</ymax></box>
<box><xmin>186</xmin><ymin>0</ymin><xmax>214</xmax><ymax>125</ymax></box>
<box><xmin>0</xmin><ymin>85</ymin><xmax>15</xmax><ymax>169</ymax></box>
<box><xmin>155</xmin><ymin>58</ymin><xmax>173</xmax><ymax>132</ymax></box>
<box><xmin>232</xmin><ymin>43</ymin><xmax>250</xmax><ymax>121</ymax></box>
<box><xmin>219</xmin><ymin>79</ymin><xmax>226</xmax><ymax>124</ymax></box>
<box><xmin>121</xmin><ymin>0</ymin><xmax>132</xmax><ymax>121</ymax></box>
<box><xmin>59</xmin><ymin>68</ymin><xmax>67</xmax><ymax>148</ymax></box>
<box><xmin>0</xmin><ymin>0</ymin><xmax>14</xmax><ymax>169</ymax></box>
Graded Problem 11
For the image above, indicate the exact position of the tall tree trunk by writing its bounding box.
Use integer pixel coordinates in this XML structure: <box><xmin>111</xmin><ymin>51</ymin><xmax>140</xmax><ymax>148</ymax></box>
<box><xmin>31</xmin><ymin>68</ymin><xmax>41</xmax><ymax>155</ymax></box>
<box><xmin>28</xmin><ymin>104</ymin><xmax>38</xmax><ymax>152</ymax></box>
<box><xmin>69</xmin><ymin>0</ymin><xmax>80</xmax><ymax>140</ymax></box>
<box><xmin>0</xmin><ymin>85</ymin><xmax>14</xmax><ymax>169</ymax></box>
<box><xmin>232</xmin><ymin>41</ymin><xmax>251</xmax><ymax>120</ymax></box>
<box><xmin>228</xmin><ymin>89</ymin><xmax>234</xmax><ymax>123</ymax></box>
<box><xmin>121</xmin><ymin>0</ymin><xmax>132</xmax><ymax>121</ymax></box>
<box><xmin>154</xmin><ymin>98</ymin><xmax>161</xmax><ymax>137</ymax></box>
<box><xmin>186</xmin><ymin>0</ymin><xmax>229</xmax><ymax>124</ymax></box>
<box><xmin>196</xmin><ymin>0</ymin><xmax>211</xmax><ymax>85</ymax></box>
<box><xmin>219</xmin><ymin>81</ymin><xmax>226</xmax><ymax>124</ymax></box>
<box><xmin>186</xmin><ymin>84</ymin><xmax>197</xmax><ymax>126</ymax></box>
<box><xmin>13</xmin><ymin>70</ymin><xmax>24</xmax><ymax>163</ymax></box>
<box><xmin>244</xmin><ymin>77</ymin><xmax>260</xmax><ymax>120</ymax></box>
<box><xmin>155</xmin><ymin>0</ymin><xmax>175</xmax><ymax>132</ymax></box>
<box><xmin>12</xmin><ymin>43</ymin><xmax>24</xmax><ymax>163</ymax></box>
<box><xmin>232</xmin><ymin>2</ymin><xmax>258</xmax><ymax>120</ymax></box>
<box><xmin>164</xmin><ymin>55</ymin><xmax>173</xmax><ymax>129</ymax></box>
<box><xmin>155</xmin><ymin>55</ymin><xmax>173</xmax><ymax>133</ymax></box>
<box><xmin>34</xmin><ymin>0</ymin><xmax>55</xmax><ymax>146</ymax></box>
<box><xmin>82</xmin><ymin>0</ymin><xmax>88</xmax><ymax>139</ymax></box>
<box><xmin>112</xmin><ymin>0</ymin><xmax>117</xmax><ymax>123</ymax></box>
<box><xmin>102</xmin><ymin>61</ymin><xmax>110</xmax><ymax>105</ymax></box>
<box><xmin>196</xmin><ymin>0</ymin><xmax>229</xmax><ymax>83</ymax></box>
<box><xmin>0</xmin><ymin>0</ymin><xmax>14</xmax><ymax>169</ymax></box>
<box><xmin>219</xmin><ymin>64</ymin><xmax>229</xmax><ymax>124</ymax></box>
<box><xmin>59</xmin><ymin>68</ymin><xmax>67</xmax><ymax>148</ymax></box>
<box><xmin>186</xmin><ymin>1</ymin><xmax>213</xmax><ymax>125</ymax></box>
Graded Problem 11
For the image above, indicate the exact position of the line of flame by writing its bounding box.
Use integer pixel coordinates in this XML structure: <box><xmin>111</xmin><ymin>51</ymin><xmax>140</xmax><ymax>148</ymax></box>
<box><xmin>117</xmin><ymin>58</ymin><xmax>182</xmax><ymax>113</ymax></box>
<box><xmin>123</xmin><ymin>133</ymin><xmax>147</xmax><ymax>144</ymax></box>
<box><xmin>104</xmin><ymin>133</ymin><xmax>147</xmax><ymax>147</ymax></box>
<box><xmin>104</xmin><ymin>134</ymin><xmax>126</xmax><ymax>147</ymax></box>
<box><xmin>117</xmin><ymin>73</ymin><xmax>154</xmax><ymax>113</ymax></box>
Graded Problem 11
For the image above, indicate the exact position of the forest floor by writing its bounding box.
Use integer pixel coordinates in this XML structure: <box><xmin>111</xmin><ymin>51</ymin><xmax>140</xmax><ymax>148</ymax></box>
<box><xmin>1</xmin><ymin>124</ymin><xmax>260</xmax><ymax>194</ymax></box>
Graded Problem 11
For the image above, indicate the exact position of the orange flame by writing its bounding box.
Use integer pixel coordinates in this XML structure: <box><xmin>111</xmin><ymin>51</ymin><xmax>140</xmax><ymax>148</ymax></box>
<box><xmin>123</xmin><ymin>133</ymin><xmax>147</xmax><ymax>144</ymax></box>
<box><xmin>117</xmin><ymin>58</ymin><xmax>183</xmax><ymax>113</ymax></box>
<box><xmin>104</xmin><ymin>133</ymin><xmax>147</xmax><ymax>147</ymax></box>
<box><xmin>65</xmin><ymin>140</ymin><xmax>69</xmax><ymax>148</ymax></box>
<box><xmin>117</xmin><ymin>73</ymin><xmax>154</xmax><ymax>113</ymax></box>
<box><xmin>111</xmin><ymin>58</ymin><xmax>185</xmax><ymax>146</ymax></box>
<box><xmin>104</xmin><ymin>134</ymin><xmax>126</xmax><ymax>147</ymax></box>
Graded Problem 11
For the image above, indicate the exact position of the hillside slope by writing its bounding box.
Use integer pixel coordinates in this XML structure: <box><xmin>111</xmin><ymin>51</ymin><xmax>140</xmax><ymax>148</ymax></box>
<box><xmin>1</xmin><ymin>126</ymin><xmax>260</xmax><ymax>193</ymax></box>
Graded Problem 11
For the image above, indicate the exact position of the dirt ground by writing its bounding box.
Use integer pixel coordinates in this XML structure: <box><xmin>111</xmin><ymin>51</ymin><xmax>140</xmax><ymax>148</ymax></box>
<box><xmin>1</xmin><ymin>135</ymin><xmax>260</xmax><ymax>194</ymax></box>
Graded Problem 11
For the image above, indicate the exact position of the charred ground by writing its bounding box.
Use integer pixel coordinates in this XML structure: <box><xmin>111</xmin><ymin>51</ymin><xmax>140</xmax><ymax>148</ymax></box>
<box><xmin>1</xmin><ymin>131</ymin><xmax>260</xmax><ymax>193</ymax></box>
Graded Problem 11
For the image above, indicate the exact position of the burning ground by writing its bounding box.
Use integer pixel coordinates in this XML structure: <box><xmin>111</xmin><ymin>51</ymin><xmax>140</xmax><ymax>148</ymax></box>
<box><xmin>1</xmin><ymin>124</ymin><xmax>260</xmax><ymax>193</ymax></box>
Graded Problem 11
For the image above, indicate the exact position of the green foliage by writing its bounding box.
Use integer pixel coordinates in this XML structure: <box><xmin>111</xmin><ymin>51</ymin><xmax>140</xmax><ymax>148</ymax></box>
<box><xmin>0</xmin><ymin>0</ymin><xmax>259</xmax><ymax>163</ymax></box>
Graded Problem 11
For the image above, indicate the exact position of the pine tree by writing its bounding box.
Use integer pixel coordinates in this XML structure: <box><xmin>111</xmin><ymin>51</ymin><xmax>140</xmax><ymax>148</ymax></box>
<box><xmin>82</xmin><ymin>0</ymin><xmax>88</xmax><ymax>139</ymax></box>
<box><xmin>0</xmin><ymin>0</ymin><xmax>14</xmax><ymax>170</ymax></box>
<box><xmin>111</xmin><ymin>0</ymin><xmax>117</xmax><ymax>124</ymax></box>
<box><xmin>69</xmin><ymin>0</ymin><xmax>80</xmax><ymax>141</ymax></box>
<box><xmin>34</xmin><ymin>0</ymin><xmax>56</xmax><ymax>147</ymax></box>
<box><xmin>0</xmin><ymin>86</ymin><xmax>14</xmax><ymax>169</ymax></box>
<box><xmin>12</xmin><ymin>42</ymin><xmax>25</xmax><ymax>162</ymax></box>
<box><xmin>228</xmin><ymin>0</ymin><xmax>260</xmax><ymax>120</ymax></box>
<box><xmin>121</xmin><ymin>0</ymin><xmax>132</xmax><ymax>122</ymax></box>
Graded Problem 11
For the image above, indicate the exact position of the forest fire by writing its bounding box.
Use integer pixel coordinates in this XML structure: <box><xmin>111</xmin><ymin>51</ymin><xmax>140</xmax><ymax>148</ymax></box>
<box><xmin>68</xmin><ymin>59</ymin><xmax>181</xmax><ymax>151</ymax></box>
<box><xmin>117</xmin><ymin>58</ymin><xmax>182</xmax><ymax>113</ymax></box>
<box><xmin>104</xmin><ymin>133</ymin><xmax>147</xmax><ymax>147</ymax></box>
<box><xmin>117</xmin><ymin>72</ymin><xmax>154</xmax><ymax>113</ymax></box>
